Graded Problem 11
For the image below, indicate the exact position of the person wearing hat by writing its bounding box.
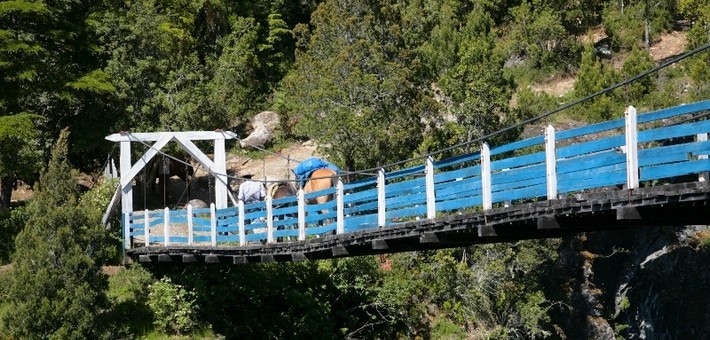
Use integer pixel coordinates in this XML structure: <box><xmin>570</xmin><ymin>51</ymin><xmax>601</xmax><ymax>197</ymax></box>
<box><xmin>237</xmin><ymin>173</ymin><xmax>265</xmax><ymax>204</ymax></box>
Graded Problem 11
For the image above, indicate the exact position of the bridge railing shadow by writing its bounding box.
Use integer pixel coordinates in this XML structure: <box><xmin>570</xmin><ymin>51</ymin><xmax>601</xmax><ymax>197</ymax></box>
<box><xmin>124</xmin><ymin>100</ymin><xmax>710</xmax><ymax>248</ymax></box>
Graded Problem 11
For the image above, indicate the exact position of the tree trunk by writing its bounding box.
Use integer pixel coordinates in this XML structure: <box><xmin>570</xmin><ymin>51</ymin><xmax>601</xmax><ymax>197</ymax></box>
<box><xmin>0</xmin><ymin>175</ymin><xmax>14</xmax><ymax>209</ymax></box>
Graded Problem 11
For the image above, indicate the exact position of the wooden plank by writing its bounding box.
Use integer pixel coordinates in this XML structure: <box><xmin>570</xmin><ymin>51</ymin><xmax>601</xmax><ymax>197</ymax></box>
<box><xmin>492</xmin><ymin>183</ymin><xmax>546</xmax><ymax>202</ymax></box>
<box><xmin>182</xmin><ymin>254</ymin><xmax>197</xmax><ymax>263</ymax></box>
<box><xmin>638</xmin><ymin>100</ymin><xmax>710</xmax><ymax>123</ymax></box>
<box><xmin>557</xmin><ymin>118</ymin><xmax>624</xmax><ymax>140</ymax></box>
<box><xmin>638</xmin><ymin>120</ymin><xmax>710</xmax><ymax>143</ymax></box>
<box><xmin>386</xmin><ymin>205</ymin><xmax>427</xmax><ymax>220</ymax></box>
<box><xmin>387</xmin><ymin>165</ymin><xmax>424</xmax><ymax>180</ymax></box>
<box><xmin>437</xmin><ymin>196</ymin><xmax>483</xmax><ymax>212</ymax></box>
<box><xmin>434</xmin><ymin>152</ymin><xmax>481</xmax><ymax>169</ymax></box>
<box><xmin>491</xmin><ymin>151</ymin><xmax>545</xmax><ymax>171</ymax></box>
<box><xmin>332</xmin><ymin>245</ymin><xmax>349</xmax><ymax>256</ymax></box>
<box><xmin>489</xmin><ymin>136</ymin><xmax>544</xmax><ymax>156</ymax></box>
<box><xmin>491</xmin><ymin>175</ymin><xmax>546</xmax><ymax>192</ymax></box>
<box><xmin>291</xmin><ymin>253</ymin><xmax>307</xmax><ymax>262</ymax></box>
<box><xmin>640</xmin><ymin>159</ymin><xmax>710</xmax><ymax>181</ymax></box>
<box><xmin>372</xmin><ymin>239</ymin><xmax>389</xmax><ymax>250</ymax></box>
<box><xmin>387</xmin><ymin>177</ymin><xmax>425</xmax><ymax>193</ymax></box>
<box><xmin>158</xmin><ymin>254</ymin><xmax>172</xmax><ymax>262</ymax></box>
<box><xmin>616</xmin><ymin>207</ymin><xmax>641</xmax><ymax>220</ymax></box>
<box><xmin>491</xmin><ymin>163</ymin><xmax>546</xmax><ymax>183</ymax></box>
<box><xmin>260</xmin><ymin>255</ymin><xmax>275</xmax><ymax>263</ymax></box>
<box><xmin>106</xmin><ymin>130</ymin><xmax>237</xmax><ymax>142</ymax></box>
<box><xmin>434</xmin><ymin>165</ymin><xmax>481</xmax><ymax>183</ymax></box>
<box><xmin>557</xmin><ymin>135</ymin><xmax>625</xmax><ymax>158</ymax></box>
<box><xmin>558</xmin><ymin>151</ymin><xmax>625</xmax><ymax>175</ymax></box>
<box><xmin>420</xmin><ymin>232</ymin><xmax>440</xmax><ymax>243</ymax></box>
<box><xmin>537</xmin><ymin>216</ymin><xmax>560</xmax><ymax>229</ymax></box>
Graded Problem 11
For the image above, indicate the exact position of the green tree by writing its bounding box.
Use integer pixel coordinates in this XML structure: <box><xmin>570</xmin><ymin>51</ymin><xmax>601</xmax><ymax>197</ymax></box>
<box><xmin>620</xmin><ymin>47</ymin><xmax>656</xmax><ymax>103</ymax></box>
<box><xmin>0</xmin><ymin>0</ymin><xmax>116</xmax><ymax>170</ymax></box>
<box><xmin>276</xmin><ymin>0</ymin><xmax>438</xmax><ymax>171</ymax></box>
<box><xmin>1</xmin><ymin>130</ymin><xmax>110</xmax><ymax>338</ymax></box>
<box><xmin>0</xmin><ymin>114</ymin><xmax>41</xmax><ymax>208</ymax></box>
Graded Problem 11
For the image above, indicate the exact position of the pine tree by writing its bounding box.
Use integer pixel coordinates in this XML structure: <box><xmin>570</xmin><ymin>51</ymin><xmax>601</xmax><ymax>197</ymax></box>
<box><xmin>1</xmin><ymin>129</ymin><xmax>110</xmax><ymax>338</ymax></box>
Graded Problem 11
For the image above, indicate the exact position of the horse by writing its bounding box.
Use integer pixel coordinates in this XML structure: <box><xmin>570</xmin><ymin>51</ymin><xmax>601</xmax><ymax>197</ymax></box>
<box><xmin>147</xmin><ymin>156</ymin><xmax>194</xmax><ymax>204</ymax></box>
<box><xmin>270</xmin><ymin>181</ymin><xmax>297</xmax><ymax>200</ymax></box>
<box><xmin>302</xmin><ymin>168</ymin><xmax>338</xmax><ymax>225</ymax></box>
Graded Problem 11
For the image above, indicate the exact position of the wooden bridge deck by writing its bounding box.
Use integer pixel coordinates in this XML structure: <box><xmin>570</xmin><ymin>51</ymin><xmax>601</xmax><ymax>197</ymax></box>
<box><xmin>129</xmin><ymin>181</ymin><xmax>710</xmax><ymax>264</ymax></box>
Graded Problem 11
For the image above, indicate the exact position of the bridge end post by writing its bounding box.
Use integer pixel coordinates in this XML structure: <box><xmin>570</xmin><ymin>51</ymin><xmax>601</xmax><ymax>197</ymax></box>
<box><xmin>298</xmin><ymin>189</ymin><xmax>306</xmax><ymax>241</ymax></box>
<box><xmin>545</xmin><ymin>125</ymin><xmax>558</xmax><ymax>200</ymax></box>
<box><xmin>377</xmin><ymin>168</ymin><xmax>386</xmax><ymax>227</ymax></box>
<box><xmin>625</xmin><ymin>106</ymin><xmax>639</xmax><ymax>189</ymax></box>
<box><xmin>698</xmin><ymin>133</ymin><xmax>708</xmax><ymax>182</ymax></box>
<box><xmin>336</xmin><ymin>179</ymin><xmax>344</xmax><ymax>234</ymax></box>
<box><xmin>481</xmin><ymin>142</ymin><xmax>492</xmax><ymax>210</ymax></box>
<box><xmin>425</xmin><ymin>156</ymin><xmax>436</xmax><ymax>219</ymax></box>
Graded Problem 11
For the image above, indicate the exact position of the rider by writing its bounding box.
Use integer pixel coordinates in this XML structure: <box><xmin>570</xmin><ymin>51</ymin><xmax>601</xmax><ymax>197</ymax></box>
<box><xmin>237</xmin><ymin>173</ymin><xmax>265</xmax><ymax>204</ymax></box>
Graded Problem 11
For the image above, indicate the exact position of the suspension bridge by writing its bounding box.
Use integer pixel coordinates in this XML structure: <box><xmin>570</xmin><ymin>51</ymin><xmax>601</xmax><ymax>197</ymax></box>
<box><xmin>104</xmin><ymin>100</ymin><xmax>710</xmax><ymax>264</ymax></box>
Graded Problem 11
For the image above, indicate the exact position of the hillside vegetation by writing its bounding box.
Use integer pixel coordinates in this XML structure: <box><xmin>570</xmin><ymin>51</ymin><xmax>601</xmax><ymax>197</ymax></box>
<box><xmin>0</xmin><ymin>0</ymin><xmax>709</xmax><ymax>338</ymax></box>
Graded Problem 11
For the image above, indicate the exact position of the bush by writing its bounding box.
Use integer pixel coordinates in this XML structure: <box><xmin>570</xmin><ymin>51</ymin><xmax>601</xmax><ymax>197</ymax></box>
<box><xmin>147</xmin><ymin>276</ymin><xmax>200</xmax><ymax>335</ymax></box>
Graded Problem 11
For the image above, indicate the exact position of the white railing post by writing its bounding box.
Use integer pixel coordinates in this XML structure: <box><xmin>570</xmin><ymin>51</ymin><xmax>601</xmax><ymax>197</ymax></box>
<box><xmin>144</xmin><ymin>210</ymin><xmax>150</xmax><ymax>246</ymax></box>
<box><xmin>238</xmin><ymin>200</ymin><xmax>245</xmax><ymax>246</ymax></box>
<box><xmin>377</xmin><ymin>168</ymin><xmax>386</xmax><ymax>227</ymax></box>
<box><xmin>123</xmin><ymin>212</ymin><xmax>131</xmax><ymax>250</ymax></box>
<box><xmin>266</xmin><ymin>195</ymin><xmax>274</xmax><ymax>243</ymax></box>
<box><xmin>119</xmin><ymin>140</ymin><xmax>133</xmax><ymax>218</ymax></box>
<box><xmin>210</xmin><ymin>203</ymin><xmax>217</xmax><ymax>247</ymax></box>
<box><xmin>214</xmin><ymin>137</ymin><xmax>228</xmax><ymax>209</ymax></box>
<box><xmin>481</xmin><ymin>142</ymin><xmax>492</xmax><ymax>210</ymax></box>
<box><xmin>298</xmin><ymin>189</ymin><xmax>306</xmax><ymax>240</ymax></box>
<box><xmin>625</xmin><ymin>106</ymin><xmax>639</xmax><ymax>189</ymax></box>
<box><xmin>187</xmin><ymin>204</ymin><xmax>193</xmax><ymax>245</ymax></box>
<box><xmin>699</xmin><ymin>133</ymin><xmax>708</xmax><ymax>182</ymax></box>
<box><xmin>425</xmin><ymin>156</ymin><xmax>436</xmax><ymax>219</ymax></box>
<box><xmin>336</xmin><ymin>178</ymin><xmax>344</xmax><ymax>234</ymax></box>
<box><xmin>163</xmin><ymin>207</ymin><xmax>170</xmax><ymax>246</ymax></box>
<box><xmin>545</xmin><ymin>125</ymin><xmax>558</xmax><ymax>199</ymax></box>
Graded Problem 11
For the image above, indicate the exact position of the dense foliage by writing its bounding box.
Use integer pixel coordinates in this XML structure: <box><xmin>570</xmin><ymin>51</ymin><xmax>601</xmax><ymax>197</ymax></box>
<box><xmin>0</xmin><ymin>0</ymin><xmax>708</xmax><ymax>338</ymax></box>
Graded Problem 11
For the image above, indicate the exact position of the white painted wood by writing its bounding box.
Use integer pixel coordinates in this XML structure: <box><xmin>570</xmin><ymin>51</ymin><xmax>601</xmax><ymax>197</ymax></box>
<box><xmin>120</xmin><ymin>133</ymin><xmax>173</xmax><ymax>190</ymax></box>
<box><xmin>266</xmin><ymin>195</ymin><xmax>274</xmax><ymax>243</ymax></box>
<box><xmin>123</xmin><ymin>212</ymin><xmax>131</xmax><ymax>249</ymax></box>
<box><xmin>163</xmin><ymin>207</ymin><xmax>170</xmax><ymax>246</ymax></box>
<box><xmin>298</xmin><ymin>189</ymin><xmax>306</xmax><ymax>241</ymax></box>
<box><xmin>102</xmin><ymin>184</ymin><xmax>121</xmax><ymax>227</ymax></box>
<box><xmin>106</xmin><ymin>131</ymin><xmax>238</xmax><ymax>142</ymax></box>
<box><xmin>210</xmin><ymin>203</ymin><xmax>217</xmax><ymax>247</ymax></box>
<box><xmin>144</xmin><ymin>210</ymin><xmax>150</xmax><ymax>247</ymax></box>
<box><xmin>238</xmin><ymin>200</ymin><xmax>245</xmax><ymax>246</ymax></box>
<box><xmin>625</xmin><ymin>106</ymin><xmax>639</xmax><ymax>189</ymax></box>
<box><xmin>699</xmin><ymin>133</ymin><xmax>708</xmax><ymax>182</ymax></box>
<box><xmin>425</xmin><ymin>156</ymin><xmax>436</xmax><ymax>219</ymax></box>
<box><xmin>336</xmin><ymin>178</ymin><xmax>344</xmax><ymax>234</ymax></box>
<box><xmin>172</xmin><ymin>135</ymin><xmax>217</xmax><ymax>171</ymax></box>
<box><xmin>187</xmin><ymin>204</ymin><xmax>193</xmax><ymax>245</ymax></box>
<box><xmin>120</xmin><ymin>141</ymin><xmax>133</xmax><ymax>216</ymax></box>
<box><xmin>545</xmin><ymin>125</ymin><xmax>558</xmax><ymax>200</ymax></box>
<box><xmin>481</xmin><ymin>142</ymin><xmax>492</xmax><ymax>210</ymax></box>
<box><xmin>214</xmin><ymin>138</ymin><xmax>228</xmax><ymax>209</ymax></box>
<box><xmin>378</xmin><ymin>168</ymin><xmax>386</xmax><ymax>227</ymax></box>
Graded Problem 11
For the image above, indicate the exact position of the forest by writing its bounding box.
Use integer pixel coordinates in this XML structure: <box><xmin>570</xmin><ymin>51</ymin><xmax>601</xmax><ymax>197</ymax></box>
<box><xmin>0</xmin><ymin>0</ymin><xmax>709</xmax><ymax>338</ymax></box>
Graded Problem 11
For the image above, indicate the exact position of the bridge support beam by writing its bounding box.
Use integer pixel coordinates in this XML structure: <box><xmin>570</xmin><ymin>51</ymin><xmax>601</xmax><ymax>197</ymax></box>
<box><xmin>625</xmin><ymin>106</ymin><xmax>639</xmax><ymax>189</ymax></box>
<box><xmin>378</xmin><ymin>168</ymin><xmax>386</xmax><ymax>227</ymax></box>
<box><xmin>481</xmin><ymin>142</ymin><xmax>492</xmax><ymax>210</ymax></box>
<box><xmin>425</xmin><ymin>156</ymin><xmax>436</xmax><ymax>219</ymax></box>
<box><xmin>545</xmin><ymin>125</ymin><xmax>558</xmax><ymax>199</ymax></box>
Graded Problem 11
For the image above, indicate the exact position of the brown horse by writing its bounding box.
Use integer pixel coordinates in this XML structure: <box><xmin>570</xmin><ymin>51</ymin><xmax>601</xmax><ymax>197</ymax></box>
<box><xmin>303</xmin><ymin>168</ymin><xmax>337</xmax><ymax>224</ymax></box>
<box><xmin>270</xmin><ymin>181</ymin><xmax>297</xmax><ymax>200</ymax></box>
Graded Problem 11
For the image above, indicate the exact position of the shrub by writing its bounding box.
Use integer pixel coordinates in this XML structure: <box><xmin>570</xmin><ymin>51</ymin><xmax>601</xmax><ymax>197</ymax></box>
<box><xmin>147</xmin><ymin>276</ymin><xmax>199</xmax><ymax>335</ymax></box>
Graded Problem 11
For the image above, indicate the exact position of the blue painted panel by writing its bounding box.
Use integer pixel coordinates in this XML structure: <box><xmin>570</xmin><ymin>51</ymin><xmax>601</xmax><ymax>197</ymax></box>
<box><xmin>193</xmin><ymin>235</ymin><xmax>211</xmax><ymax>243</ymax></box>
<box><xmin>273</xmin><ymin>204</ymin><xmax>298</xmax><ymax>215</ymax></box>
<box><xmin>304</xmin><ymin>187</ymin><xmax>337</xmax><ymax>201</ymax></box>
<box><xmin>168</xmin><ymin>236</ymin><xmax>188</xmax><ymax>243</ymax></box>
<box><xmin>639</xmin><ymin>120</ymin><xmax>710</xmax><ymax>143</ymax></box>
<box><xmin>272</xmin><ymin>196</ymin><xmax>298</xmax><ymax>206</ymax></box>
<box><xmin>558</xmin><ymin>163</ymin><xmax>627</xmax><ymax>183</ymax></box>
<box><xmin>638</xmin><ymin>100</ymin><xmax>710</xmax><ymax>123</ymax></box>
<box><xmin>492</xmin><ymin>175</ymin><xmax>546</xmax><ymax>192</ymax></box>
<box><xmin>345</xmin><ymin>201</ymin><xmax>378</xmax><ymax>215</ymax></box>
<box><xmin>557</xmin><ymin>118</ymin><xmax>624</xmax><ymax>140</ymax></box>
<box><xmin>641</xmin><ymin>159</ymin><xmax>710</xmax><ymax>180</ymax></box>
<box><xmin>343</xmin><ymin>177</ymin><xmax>377</xmax><ymax>191</ymax></box>
<box><xmin>492</xmin><ymin>183</ymin><xmax>546</xmax><ymax>202</ymax></box>
<box><xmin>216</xmin><ymin>234</ymin><xmax>239</xmax><ymax>243</ymax></box>
<box><xmin>558</xmin><ymin>170</ymin><xmax>626</xmax><ymax>193</ymax></box>
<box><xmin>434</xmin><ymin>152</ymin><xmax>481</xmax><ymax>169</ymax></box>
<box><xmin>387</xmin><ymin>192</ymin><xmax>427</xmax><ymax>208</ymax></box>
<box><xmin>435</xmin><ymin>165</ymin><xmax>481</xmax><ymax>183</ymax></box>
<box><xmin>386</xmin><ymin>205</ymin><xmax>427</xmax><ymax>220</ymax></box>
<box><xmin>437</xmin><ymin>196</ymin><xmax>482</xmax><ymax>212</ymax></box>
<box><xmin>343</xmin><ymin>214</ymin><xmax>378</xmax><ymax>229</ymax></box>
<box><xmin>558</xmin><ymin>150</ymin><xmax>625</xmax><ymax>175</ymax></box>
<box><xmin>192</xmin><ymin>226</ymin><xmax>211</xmax><ymax>232</ymax></box>
<box><xmin>639</xmin><ymin>141</ymin><xmax>710</xmax><ymax>160</ymax></box>
<box><xmin>639</xmin><ymin>152</ymin><xmax>689</xmax><ymax>167</ymax></box>
<box><xmin>343</xmin><ymin>188</ymin><xmax>378</xmax><ymax>203</ymax></box>
<box><xmin>388</xmin><ymin>165</ymin><xmax>425</xmax><ymax>179</ymax></box>
<box><xmin>191</xmin><ymin>207</ymin><xmax>211</xmax><ymax>214</ymax></box>
<box><xmin>435</xmin><ymin>177</ymin><xmax>483</xmax><ymax>199</ymax></box>
<box><xmin>491</xmin><ymin>151</ymin><xmax>545</xmax><ymax>171</ymax></box>
<box><xmin>387</xmin><ymin>177</ymin><xmax>425</xmax><ymax>193</ymax></box>
<box><xmin>305</xmin><ymin>224</ymin><xmax>336</xmax><ymax>236</ymax></box>
<box><xmin>490</xmin><ymin>136</ymin><xmax>544</xmax><ymax>156</ymax></box>
<box><xmin>245</xmin><ymin>233</ymin><xmax>267</xmax><ymax>242</ymax></box>
<box><xmin>273</xmin><ymin>229</ymin><xmax>298</xmax><ymax>238</ymax></box>
<box><xmin>273</xmin><ymin>217</ymin><xmax>298</xmax><ymax>229</ymax></box>
<box><xmin>491</xmin><ymin>163</ymin><xmax>546</xmax><ymax>183</ymax></box>
<box><xmin>244</xmin><ymin>201</ymin><xmax>266</xmax><ymax>210</ymax></box>
<box><xmin>244</xmin><ymin>210</ymin><xmax>267</xmax><ymax>220</ymax></box>
<box><xmin>557</xmin><ymin>135</ymin><xmax>625</xmax><ymax>158</ymax></box>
